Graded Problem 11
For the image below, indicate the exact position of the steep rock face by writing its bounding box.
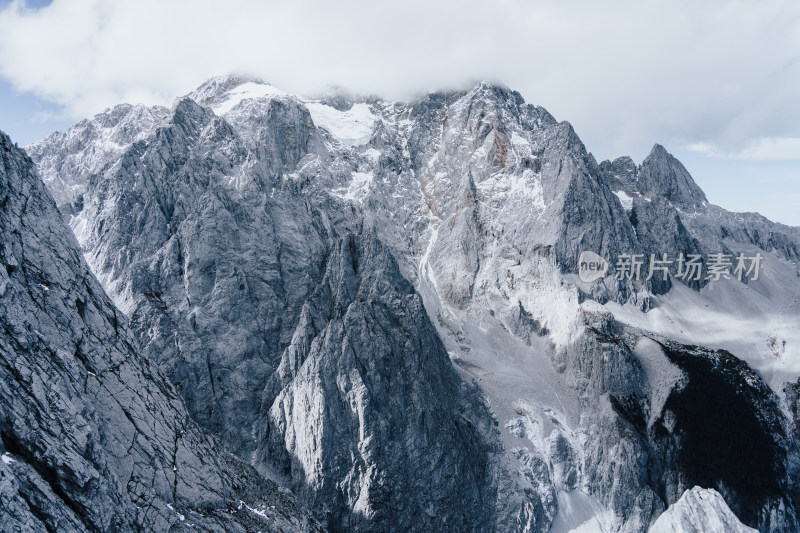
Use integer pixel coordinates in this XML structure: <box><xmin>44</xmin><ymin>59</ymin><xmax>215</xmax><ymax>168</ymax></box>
<box><xmin>600</xmin><ymin>155</ymin><xmax>638</xmax><ymax>197</ymax></box>
<box><xmin>258</xmin><ymin>235</ymin><xmax>545</xmax><ymax>531</ymax></box>
<box><xmin>70</xmin><ymin>97</ymin><xmax>328</xmax><ymax>457</ymax></box>
<box><xmin>648</xmin><ymin>487</ymin><xmax>758</xmax><ymax>533</ymax></box>
<box><xmin>626</xmin><ymin>195</ymin><xmax>704</xmax><ymax>293</ymax></box>
<box><xmin>0</xmin><ymin>130</ymin><xmax>320</xmax><ymax>531</ymax></box>
<box><xmin>404</xmin><ymin>84</ymin><xmax>638</xmax><ymax>292</ymax></box>
<box><xmin>557</xmin><ymin>316</ymin><xmax>670</xmax><ymax>531</ymax></box>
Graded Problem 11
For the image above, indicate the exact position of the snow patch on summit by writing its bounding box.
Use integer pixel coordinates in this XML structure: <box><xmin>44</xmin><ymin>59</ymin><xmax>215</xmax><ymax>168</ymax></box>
<box><xmin>304</xmin><ymin>102</ymin><xmax>376</xmax><ymax>146</ymax></box>
<box><xmin>212</xmin><ymin>82</ymin><xmax>287</xmax><ymax>114</ymax></box>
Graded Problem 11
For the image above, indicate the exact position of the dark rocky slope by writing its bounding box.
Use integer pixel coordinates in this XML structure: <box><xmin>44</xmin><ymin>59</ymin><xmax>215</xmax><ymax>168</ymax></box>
<box><xmin>0</xmin><ymin>130</ymin><xmax>320</xmax><ymax>532</ymax></box>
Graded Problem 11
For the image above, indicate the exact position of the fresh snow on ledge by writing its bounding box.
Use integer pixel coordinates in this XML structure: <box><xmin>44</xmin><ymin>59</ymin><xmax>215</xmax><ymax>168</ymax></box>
<box><xmin>331</xmin><ymin>171</ymin><xmax>374</xmax><ymax>203</ymax></box>
<box><xmin>613</xmin><ymin>189</ymin><xmax>634</xmax><ymax>211</ymax></box>
<box><xmin>648</xmin><ymin>486</ymin><xmax>756</xmax><ymax>533</ymax></box>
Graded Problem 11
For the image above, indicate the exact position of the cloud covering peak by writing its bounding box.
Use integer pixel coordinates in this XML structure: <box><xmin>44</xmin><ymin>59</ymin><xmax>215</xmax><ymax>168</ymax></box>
<box><xmin>0</xmin><ymin>0</ymin><xmax>799</xmax><ymax>163</ymax></box>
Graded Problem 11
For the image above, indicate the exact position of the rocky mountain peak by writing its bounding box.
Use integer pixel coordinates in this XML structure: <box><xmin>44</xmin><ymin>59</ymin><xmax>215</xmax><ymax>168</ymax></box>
<box><xmin>186</xmin><ymin>76</ymin><xmax>290</xmax><ymax>118</ymax></box>
<box><xmin>638</xmin><ymin>142</ymin><xmax>708</xmax><ymax>207</ymax></box>
<box><xmin>599</xmin><ymin>155</ymin><xmax>638</xmax><ymax>192</ymax></box>
<box><xmin>188</xmin><ymin>74</ymin><xmax>269</xmax><ymax>105</ymax></box>
<box><xmin>469</xmin><ymin>80</ymin><xmax>526</xmax><ymax>106</ymax></box>
<box><xmin>172</xmin><ymin>96</ymin><xmax>216</xmax><ymax>134</ymax></box>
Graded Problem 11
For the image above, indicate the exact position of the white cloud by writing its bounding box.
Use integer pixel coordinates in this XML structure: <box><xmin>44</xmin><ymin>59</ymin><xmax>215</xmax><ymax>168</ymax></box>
<box><xmin>689</xmin><ymin>137</ymin><xmax>800</xmax><ymax>160</ymax></box>
<box><xmin>0</xmin><ymin>0</ymin><xmax>799</xmax><ymax>162</ymax></box>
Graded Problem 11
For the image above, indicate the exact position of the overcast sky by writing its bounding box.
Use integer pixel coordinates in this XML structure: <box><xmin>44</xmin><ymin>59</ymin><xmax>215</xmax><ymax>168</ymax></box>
<box><xmin>0</xmin><ymin>0</ymin><xmax>798</xmax><ymax>224</ymax></box>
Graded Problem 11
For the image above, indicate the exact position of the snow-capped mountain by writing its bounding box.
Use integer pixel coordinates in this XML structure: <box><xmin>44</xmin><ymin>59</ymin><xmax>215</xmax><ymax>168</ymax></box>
<box><xmin>15</xmin><ymin>75</ymin><xmax>800</xmax><ymax>532</ymax></box>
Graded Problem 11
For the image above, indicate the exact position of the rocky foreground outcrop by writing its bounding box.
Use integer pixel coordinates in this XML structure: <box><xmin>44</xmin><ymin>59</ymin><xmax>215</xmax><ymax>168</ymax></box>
<box><xmin>0</xmin><ymin>131</ymin><xmax>321</xmax><ymax>532</ymax></box>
